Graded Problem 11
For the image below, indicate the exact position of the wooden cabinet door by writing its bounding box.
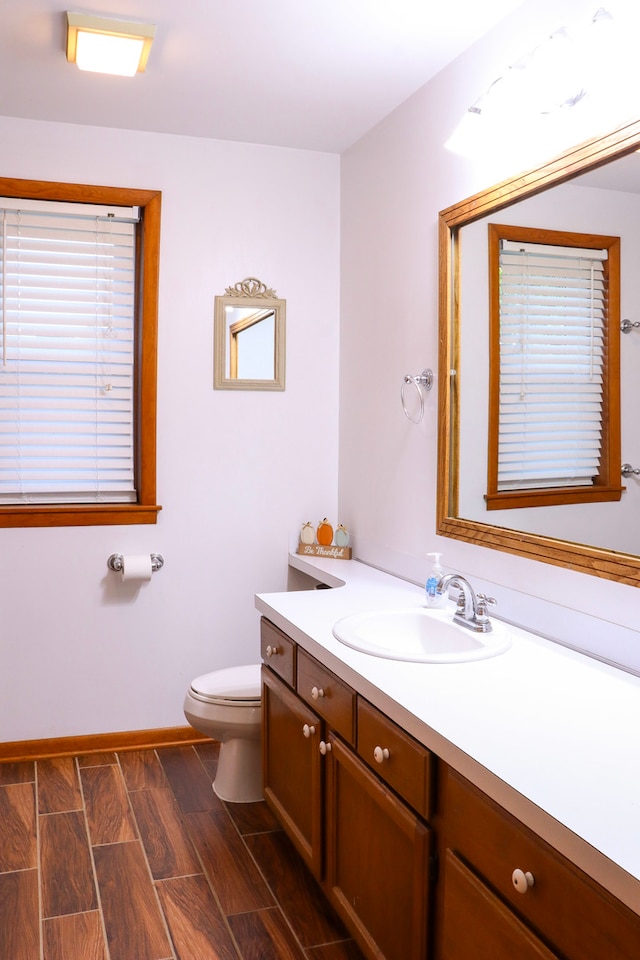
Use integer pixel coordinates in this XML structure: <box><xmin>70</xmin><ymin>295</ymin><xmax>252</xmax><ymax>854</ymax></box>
<box><xmin>325</xmin><ymin>736</ymin><xmax>432</xmax><ymax>960</ymax></box>
<box><xmin>441</xmin><ymin>851</ymin><xmax>559</xmax><ymax>960</ymax></box>
<box><xmin>262</xmin><ymin>667</ymin><xmax>323</xmax><ymax>878</ymax></box>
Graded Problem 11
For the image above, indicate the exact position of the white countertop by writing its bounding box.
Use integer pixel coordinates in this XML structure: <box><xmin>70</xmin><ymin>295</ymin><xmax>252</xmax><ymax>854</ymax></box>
<box><xmin>256</xmin><ymin>554</ymin><xmax>640</xmax><ymax>914</ymax></box>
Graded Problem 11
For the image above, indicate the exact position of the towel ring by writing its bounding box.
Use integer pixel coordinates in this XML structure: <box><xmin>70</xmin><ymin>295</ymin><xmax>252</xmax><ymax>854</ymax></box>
<box><xmin>401</xmin><ymin>369</ymin><xmax>433</xmax><ymax>424</ymax></box>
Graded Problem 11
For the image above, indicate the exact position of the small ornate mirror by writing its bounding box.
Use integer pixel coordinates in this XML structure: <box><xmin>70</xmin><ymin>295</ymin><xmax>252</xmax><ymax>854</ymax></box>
<box><xmin>214</xmin><ymin>277</ymin><xmax>285</xmax><ymax>391</ymax></box>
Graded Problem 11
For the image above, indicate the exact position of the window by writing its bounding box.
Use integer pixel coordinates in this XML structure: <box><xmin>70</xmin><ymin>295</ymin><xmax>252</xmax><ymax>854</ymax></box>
<box><xmin>486</xmin><ymin>223</ymin><xmax>622</xmax><ymax>511</ymax></box>
<box><xmin>0</xmin><ymin>177</ymin><xmax>161</xmax><ymax>527</ymax></box>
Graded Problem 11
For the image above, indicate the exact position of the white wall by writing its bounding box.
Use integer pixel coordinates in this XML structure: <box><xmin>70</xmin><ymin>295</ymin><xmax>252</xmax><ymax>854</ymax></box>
<box><xmin>340</xmin><ymin>0</ymin><xmax>640</xmax><ymax>672</ymax></box>
<box><xmin>0</xmin><ymin>116</ymin><xmax>340</xmax><ymax>742</ymax></box>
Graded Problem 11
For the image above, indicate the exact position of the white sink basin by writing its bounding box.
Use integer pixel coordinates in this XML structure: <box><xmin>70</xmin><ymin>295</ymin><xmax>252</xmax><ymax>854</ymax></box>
<box><xmin>332</xmin><ymin>606</ymin><xmax>512</xmax><ymax>663</ymax></box>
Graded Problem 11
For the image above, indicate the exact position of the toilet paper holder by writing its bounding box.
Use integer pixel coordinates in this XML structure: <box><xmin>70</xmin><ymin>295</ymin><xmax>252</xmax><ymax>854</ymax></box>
<box><xmin>107</xmin><ymin>553</ymin><xmax>164</xmax><ymax>573</ymax></box>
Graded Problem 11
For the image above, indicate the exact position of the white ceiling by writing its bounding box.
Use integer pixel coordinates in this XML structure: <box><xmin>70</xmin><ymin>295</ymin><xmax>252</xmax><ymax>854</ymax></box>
<box><xmin>0</xmin><ymin>0</ymin><xmax>526</xmax><ymax>153</ymax></box>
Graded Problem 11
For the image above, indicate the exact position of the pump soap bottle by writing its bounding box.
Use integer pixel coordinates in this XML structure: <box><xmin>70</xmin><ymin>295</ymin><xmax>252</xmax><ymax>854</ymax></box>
<box><xmin>425</xmin><ymin>552</ymin><xmax>446</xmax><ymax>608</ymax></box>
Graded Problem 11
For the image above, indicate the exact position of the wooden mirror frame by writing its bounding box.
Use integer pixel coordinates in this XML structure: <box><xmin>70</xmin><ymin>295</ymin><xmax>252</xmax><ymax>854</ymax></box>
<box><xmin>436</xmin><ymin>117</ymin><xmax>640</xmax><ymax>588</ymax></box>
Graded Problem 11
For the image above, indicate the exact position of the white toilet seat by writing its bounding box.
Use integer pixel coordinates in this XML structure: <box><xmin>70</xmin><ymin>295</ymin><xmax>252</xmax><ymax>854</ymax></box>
<box><xmin>189</xmin><ymin>663</ymin><xmax>261</xmax><ymax>706</ymax></box>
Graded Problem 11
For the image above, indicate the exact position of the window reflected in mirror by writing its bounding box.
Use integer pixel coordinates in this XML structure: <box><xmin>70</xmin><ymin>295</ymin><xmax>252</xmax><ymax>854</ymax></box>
<box><xmin>486</xmin><ymin>223</ymin><xmax>621</xmax><ymax>511</ymax></box>
<box><xmin>227</xmin><ymin>307</ymin><xmax>276</xmax><ymax>380</ymax></box>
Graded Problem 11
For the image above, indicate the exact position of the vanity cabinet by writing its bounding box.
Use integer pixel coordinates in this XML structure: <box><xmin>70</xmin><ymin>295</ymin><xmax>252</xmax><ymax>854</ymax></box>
<box><xmin>262</xmin><ymin>616</ymin><xmax>640</xmax><ymax>960</ymax></box>
<box><xmin>261</xmin><ymin>618</ymin><xmax>434</xmax><ymax>960</ymax></box>
<box><xmin>439</xmin><ymin>769</ymin><xmax>640</xmax><ymax>960</ymax></box>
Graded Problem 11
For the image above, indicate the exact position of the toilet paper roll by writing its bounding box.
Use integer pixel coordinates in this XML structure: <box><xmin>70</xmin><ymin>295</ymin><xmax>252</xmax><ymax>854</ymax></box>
<box><xmin>120</xmin><ymin>554</ymin><xmax>153</xmax><ymax>582</ymax></box>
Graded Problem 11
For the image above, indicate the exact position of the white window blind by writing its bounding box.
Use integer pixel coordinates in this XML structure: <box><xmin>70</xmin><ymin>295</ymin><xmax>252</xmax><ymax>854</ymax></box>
<box><xmin>498</xmin><ymin>239</ymin><xmax>608</xmax><ymax>491</ymax></box>
<box><xmin>0</xmin><ymin>198</ymin><xmax>140</xmax><ymax>504</ymax></box>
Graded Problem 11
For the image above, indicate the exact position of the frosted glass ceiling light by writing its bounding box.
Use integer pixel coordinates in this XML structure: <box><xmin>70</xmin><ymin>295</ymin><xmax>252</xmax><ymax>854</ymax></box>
<box><xmin>444</xmin><ymin>6</ymin><xmax>622</xmax><ymax>157</ymax></box>
<box><xmin>66</xmin><ymin>12</ymin><xmax>156</xmax><ymax>77</ymax></box>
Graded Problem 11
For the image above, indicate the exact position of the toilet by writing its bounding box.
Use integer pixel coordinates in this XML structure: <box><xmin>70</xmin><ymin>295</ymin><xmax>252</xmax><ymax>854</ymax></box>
<box><xmin>183</xmin><ymin>663</ymin><xmax>263</xmax><ymax>803</ymax></box>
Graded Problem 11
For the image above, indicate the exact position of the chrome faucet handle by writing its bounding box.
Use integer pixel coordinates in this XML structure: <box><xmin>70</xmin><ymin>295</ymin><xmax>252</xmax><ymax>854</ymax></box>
<box><xmin>475</xmin><ymin>593</ymin><xmax>496</xmax><ymax>619</ymax></box>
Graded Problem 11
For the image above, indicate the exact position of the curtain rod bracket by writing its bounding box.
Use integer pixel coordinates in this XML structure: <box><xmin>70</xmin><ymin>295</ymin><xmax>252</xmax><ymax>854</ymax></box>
<box><xmin>621</xmin><ymin>318</ymin><xmax>640</xmax><ymax>334</ymax></box>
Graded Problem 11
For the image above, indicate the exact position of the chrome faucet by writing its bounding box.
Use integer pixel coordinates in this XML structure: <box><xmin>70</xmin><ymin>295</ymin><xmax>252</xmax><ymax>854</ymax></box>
<box><xmin>436</xmin><ymin>574</ymin><xmax>496</xmax><ymax>633</ymax></box>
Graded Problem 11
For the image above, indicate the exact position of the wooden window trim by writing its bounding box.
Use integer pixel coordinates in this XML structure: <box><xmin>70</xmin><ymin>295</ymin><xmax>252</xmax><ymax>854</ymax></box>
<box><xmin>228</xmin><ymin>309</ymin><xmax>274</xmax><ymax>378</ymax></box>
<box><xmin>0</xmin><ymin>177</ymin><xmax>161</xmax><ymax>527</ymax></box>
<box><xmin>486</xmin><ymin>223</ymin><xmax>622</xmax><ymax>511</ymax></box>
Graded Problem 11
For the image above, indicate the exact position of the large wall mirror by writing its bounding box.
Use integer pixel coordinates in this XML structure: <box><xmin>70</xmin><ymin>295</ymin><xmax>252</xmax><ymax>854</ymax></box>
<box><xmin>437</xmin><ymin>117</ymin><xmax>640</xmax><ymax>587</ymax></box>
<box><xmin>214</xmin><ymin>277</ymin><xmax>285</xmax><ymax>390</ymax></box>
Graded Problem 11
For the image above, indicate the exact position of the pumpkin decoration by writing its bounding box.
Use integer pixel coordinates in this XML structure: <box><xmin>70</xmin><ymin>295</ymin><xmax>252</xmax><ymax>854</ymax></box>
<box><xmin>316</xmin><ymin>518</ymin><xmax>334</xmax><ymax>545</ymax></box>
<box><xmin>334</xmin><ymin>524</ymin><xmax>349</xmax><ymax>547</ymax></box>
<box><xmin>300</xmin><ymin>522</ymin><xmax>315</xmax><ymax>545</ymax></box>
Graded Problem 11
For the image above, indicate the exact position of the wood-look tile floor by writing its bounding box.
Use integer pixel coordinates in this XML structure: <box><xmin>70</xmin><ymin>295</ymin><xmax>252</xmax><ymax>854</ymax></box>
<box><xmin>0</xmin><ymin>743</ymin><xmax>365</xmax><ymax>960</ymax></box>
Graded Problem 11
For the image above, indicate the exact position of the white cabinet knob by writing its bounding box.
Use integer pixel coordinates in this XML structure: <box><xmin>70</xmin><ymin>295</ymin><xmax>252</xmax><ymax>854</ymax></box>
<box><xmin>319</xmin><ymin>740</ymin><xmax>332</xmax><ymax>755</ymax></box>
<box><xmin>512</xmin><ymin>868</ymin><xmax>535</xmax><ymax>894</ymax></box>
<box><xmin>265</xmin><ymin>644</ymin><xmax>279</xmax><ymax>657</ymax></box>
<box><xmin>311</xmin><ymin>686</ymin><xmax>325</xmax><ymax>700</ymax></box>
<box><xmin>373</xmin><ymin>746</ymin><xmax>390</xmax><ymax>763</ymax></box>
<box><xmin>302</xmin><ymin>724</ymin><xmax>316</xmax><ymax>738</ymax></box>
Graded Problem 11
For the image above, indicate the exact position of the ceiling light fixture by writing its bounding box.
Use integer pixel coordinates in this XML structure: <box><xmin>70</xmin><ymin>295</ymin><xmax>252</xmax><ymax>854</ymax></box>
<box><xmin>66</xmin><ymin>12</ymin><xmax>156</xmax><ymax>77</ymax></box>
<box><xmin>445</xmin><ymin>6</ymin><xmax>618</xmax><ymax>157</ymax></box>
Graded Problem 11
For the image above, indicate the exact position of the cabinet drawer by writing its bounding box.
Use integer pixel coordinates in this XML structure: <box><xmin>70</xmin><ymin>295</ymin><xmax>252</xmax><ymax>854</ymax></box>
<box><xmin>357</xmin><ymin>697</ymin><xmax>435</xmax><ymax>820</ymax></box>
<box><xmin>446</xmin><ymin>771</ymin><xmax>640</xmax><ymax>960</ymax></box>
<box><xmin>297</xmin><ymin>649</ymin><xmax>355</xmax><ymax>745</ymax></box>
<box><xmin>260</xmin><ymin>618</ymin><xmax>296</xmax><ymax>686</ymax></box>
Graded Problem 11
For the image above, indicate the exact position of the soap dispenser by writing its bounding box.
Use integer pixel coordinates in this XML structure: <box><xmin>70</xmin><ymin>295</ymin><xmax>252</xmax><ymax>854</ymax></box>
<box><xmin>425</xmin><ymin>552</ymin><xmax>446</xmax><ymax>608</ymax></box>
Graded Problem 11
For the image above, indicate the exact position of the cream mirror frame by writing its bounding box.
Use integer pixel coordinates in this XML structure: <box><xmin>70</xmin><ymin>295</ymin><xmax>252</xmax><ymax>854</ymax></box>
<box><xmin>437</xmin><ymin>118</ymin><xmax>640</xmax><ymax>588</ymax></box>
<box><xmin>214</xmin><ymin>277</ymin><xmax>286</xmax><ymax>390</ymax></box>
